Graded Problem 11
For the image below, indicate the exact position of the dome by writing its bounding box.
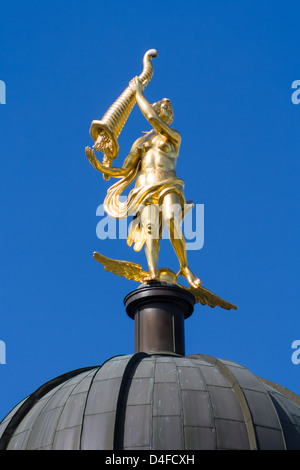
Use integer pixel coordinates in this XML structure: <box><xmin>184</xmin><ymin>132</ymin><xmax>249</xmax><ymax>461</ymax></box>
<box><xmin>1</xmin><ymin>283</ymin><xmax>300</xmax><ymax>450</ymax></box>
<box><xmin>1</xmin><ymin>353</ymin><xmax>300</xmax><ymax>450</ymax></box>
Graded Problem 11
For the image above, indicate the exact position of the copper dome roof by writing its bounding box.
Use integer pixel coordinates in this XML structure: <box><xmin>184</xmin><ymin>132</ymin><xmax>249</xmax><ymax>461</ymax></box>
<box><xmin>1</xmin><ymin>353</ymin><xmax>300</xmax><ymax>450</ymax></box>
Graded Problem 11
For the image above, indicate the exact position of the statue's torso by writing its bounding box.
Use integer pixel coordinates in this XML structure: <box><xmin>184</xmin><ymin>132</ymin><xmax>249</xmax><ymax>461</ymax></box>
<box><xmin>135</xmin><ymin>132</ymin><xmax>178</xmax><ymax>187</ymax></box>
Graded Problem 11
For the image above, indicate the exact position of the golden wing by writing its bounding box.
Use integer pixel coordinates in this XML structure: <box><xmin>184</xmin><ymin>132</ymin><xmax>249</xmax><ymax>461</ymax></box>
<box><xmin>180</xmin><ymin>283</ymin><xmax>237</xmax><ymax>311</ymax></box>
<box><xmin>93</xmin><ymin>251</ymin><xmax>149</xmax><ymax>283</ymax></box>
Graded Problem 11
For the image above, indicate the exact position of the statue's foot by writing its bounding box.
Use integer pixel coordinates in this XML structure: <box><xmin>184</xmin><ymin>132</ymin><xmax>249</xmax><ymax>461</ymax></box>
<box><xmin>144</xmin><ymin>269</ymin><xmax>159</xmax><ymax>283</ymax></box>
<box><xmin>179</xmin><ymin>266</ymin><xmax>202</xmax><ymax>288</ymax></box>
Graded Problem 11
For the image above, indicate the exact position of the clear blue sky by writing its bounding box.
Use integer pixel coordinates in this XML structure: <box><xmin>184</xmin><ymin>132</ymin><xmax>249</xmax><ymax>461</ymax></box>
<box><xmin>0</xmin><ymin>0</ymin><xmax>299</xmax><ymax>420</ymax></box>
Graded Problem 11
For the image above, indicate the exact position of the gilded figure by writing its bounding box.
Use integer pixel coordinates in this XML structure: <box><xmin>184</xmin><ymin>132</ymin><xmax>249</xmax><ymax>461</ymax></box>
<box><xmin>85</xmin><ymin>50</ymin><xmax>237</xmax><ymax>310</ymax></box>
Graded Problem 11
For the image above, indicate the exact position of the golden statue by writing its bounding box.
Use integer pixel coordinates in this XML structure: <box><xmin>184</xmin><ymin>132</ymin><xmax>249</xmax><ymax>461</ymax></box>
<box><xmin>85</xmin><ymin>50</ymin><xmax>237</xmax><ymax>311</ymax></box>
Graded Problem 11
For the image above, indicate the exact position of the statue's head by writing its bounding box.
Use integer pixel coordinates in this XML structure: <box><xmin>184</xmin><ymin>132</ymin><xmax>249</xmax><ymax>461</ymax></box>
<box><xmin>152</xmin><ymin>98</ymin><xmax>174</xmax><ymax>124</ymax></box>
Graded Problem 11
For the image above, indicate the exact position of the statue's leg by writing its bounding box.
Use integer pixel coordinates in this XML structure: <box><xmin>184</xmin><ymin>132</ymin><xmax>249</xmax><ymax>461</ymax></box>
<box><xmin>162</xmin><ymin>193</ymin><xmax>201</xmax><ymax>288</ymax></box>
<box><xmin>140</xmin><ymin>203</ymin><xmax>160</xmax><ymax>279</ymax></box>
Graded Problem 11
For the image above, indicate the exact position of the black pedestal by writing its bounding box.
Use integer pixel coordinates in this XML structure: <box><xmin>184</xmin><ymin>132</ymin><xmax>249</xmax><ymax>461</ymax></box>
<box><xmin>124</xmin><ymin>282</ymin><xmax>195</xmax><ymax>356</ymax></box>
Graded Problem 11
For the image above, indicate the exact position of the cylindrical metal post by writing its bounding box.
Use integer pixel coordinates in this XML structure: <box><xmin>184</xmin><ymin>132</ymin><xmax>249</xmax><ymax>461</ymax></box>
<box><xmin>124</xmin><ymin>283</ymin><xmax>195</xmax><ymax>356</ymax></box>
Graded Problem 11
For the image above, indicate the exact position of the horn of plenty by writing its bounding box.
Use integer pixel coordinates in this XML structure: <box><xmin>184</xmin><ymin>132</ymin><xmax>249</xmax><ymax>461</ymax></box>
<box><xmin>88</xmin><ymin>49</ymin><xmax>158</xmax><ymax>180</ymax></box>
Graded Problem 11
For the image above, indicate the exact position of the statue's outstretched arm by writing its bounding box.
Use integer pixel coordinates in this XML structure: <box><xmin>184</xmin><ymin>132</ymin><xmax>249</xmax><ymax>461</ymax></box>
<box><xmin>85</xmin><ymin>143</ymin><xmax>141</xmax><ymax>177</ymax></box>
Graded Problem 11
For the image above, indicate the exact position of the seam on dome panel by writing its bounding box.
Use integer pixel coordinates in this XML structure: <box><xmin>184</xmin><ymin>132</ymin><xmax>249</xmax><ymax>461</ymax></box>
<box><xmin>0</xmin><ymin>365</ymin><xmax>97</xmax><ymax>450</ymax></box>
<box><xmin>218</xmin><ymin>359</ymin><xmax>288</xmax><ymax>450</ymax></box>
<box><xmin>150</xmin><ymin>356</ymin><xmax>157</xmax><ymax>450</ymax></box>
<box><xmin>78</xmin><ymin>366</ymin><xmax>103</xmax><ymax>450</ymax></box>
<box><xmin>174</xmin><ymin>356</ymin><xmax>186</xmax><ymax>449</ymax></box>
<box><xmin>113</xmin><ymin>352</ymin><xmax>149</xmax><ymax>450</ymax></box>
<box><xmin>193</xmin><ymin>355</ymin><xmax>257</xmax><ymax>450</ymax></box>
<box><xmin>78</xmin><ymin>354</ymin><xmax>130</xmax><ymax>450</ymax></box>
<box><xmin>214</xmin><ymin>358</ymin><xmax>259</xmax><ymax>450</ymax></box>
<box><xmin>49</xmin><ymin>367</ymin><xmax>101</xmax><ymax>450</ymax></box>
<box><xmin>30</xmin><ymin>369</ymin><xmax>100</xmax><ymax>450</ymax></box>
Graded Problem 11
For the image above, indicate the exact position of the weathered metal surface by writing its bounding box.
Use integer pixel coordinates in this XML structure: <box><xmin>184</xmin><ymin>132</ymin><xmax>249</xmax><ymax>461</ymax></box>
<box><xmin>1</xmin><ymin>353</ymin><xmax>300</xmax><ymax>450</ymax></box>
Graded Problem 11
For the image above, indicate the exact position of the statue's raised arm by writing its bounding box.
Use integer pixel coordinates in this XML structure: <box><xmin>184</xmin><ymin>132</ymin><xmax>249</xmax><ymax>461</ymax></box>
<box><xmin>85</xmin><ymin>49</ymin><xmax>158</xmax><ymax>180</ymax></box>
<box><xmin>129</xmin><ymin>76</ymin><xmax>181</xmax><ymax>146</ymax></box>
